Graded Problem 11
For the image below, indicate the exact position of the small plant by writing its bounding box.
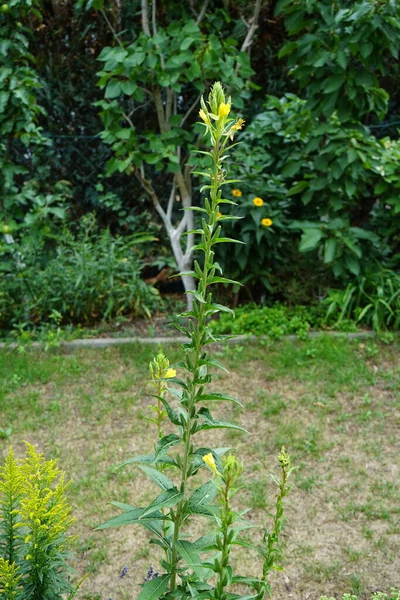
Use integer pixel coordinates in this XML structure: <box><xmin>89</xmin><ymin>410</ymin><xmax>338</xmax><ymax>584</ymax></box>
<box><xmin>324</xmin><ymin>269</ymin><xmax>400</xmax><ymax>332</ymax></box>
<box><xmin>98</xmin><ymin>83</ymin><xmax>294</xmax><ymax>600</ymax></box>
<box><xmin>0</xmin><ymin>444</ymin><xmax>83</xmax><ymax>599</ymax></box>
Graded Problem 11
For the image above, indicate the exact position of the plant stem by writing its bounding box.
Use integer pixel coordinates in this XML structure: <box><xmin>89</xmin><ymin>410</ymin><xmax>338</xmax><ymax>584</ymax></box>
<box><xmin>169</xmin><ymin>119</ymin><xmax>224</xmax><ymax>592</ymax></box>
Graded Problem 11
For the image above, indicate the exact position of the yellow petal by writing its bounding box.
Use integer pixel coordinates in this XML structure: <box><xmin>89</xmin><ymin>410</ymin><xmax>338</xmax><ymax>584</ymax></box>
<box><xmin>164</xmin><ymin>368</ymin><xmax>176</xmax><ymax>378</ymax></box>
<box><xmin>218</xmin><ymin>103</ymin><xmax>230</xmax><ymax>118</ymax></box>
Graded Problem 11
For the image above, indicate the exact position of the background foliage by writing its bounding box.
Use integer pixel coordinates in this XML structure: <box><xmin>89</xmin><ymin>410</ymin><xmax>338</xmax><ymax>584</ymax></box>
<box><xmin>1</xmin><ymin>0</ymin><xmax>400</xmax><ymax>331</ymax></box>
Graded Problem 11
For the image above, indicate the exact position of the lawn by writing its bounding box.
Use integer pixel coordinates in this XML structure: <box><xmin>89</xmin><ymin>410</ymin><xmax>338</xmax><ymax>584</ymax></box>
<box><xmin>1</xmin><ymin>336</ymin><xmax>399</xmax><ymax>600</ymax></box>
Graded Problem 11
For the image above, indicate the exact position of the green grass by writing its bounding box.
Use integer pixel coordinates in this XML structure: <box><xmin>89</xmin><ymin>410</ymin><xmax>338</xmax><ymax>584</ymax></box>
<box><xmin>1</xmin><ymin>335</ymin><xmax>399</xmax><ymax>599</ymax></box>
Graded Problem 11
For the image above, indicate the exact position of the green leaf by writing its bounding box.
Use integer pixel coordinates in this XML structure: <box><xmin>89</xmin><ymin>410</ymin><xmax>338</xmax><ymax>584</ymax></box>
<box><xmin>138</xmin><ymin>465</ymin><xmax>175</xmax><ymax>491</ymax></box>
<box><xmin>117</xmin><ymin>454</ymin><xmax>176</xmax><ymax>469</ymax></box>
<box><xmin>323</xmin><ymin>74</ymin><xmax>345</xmax><ymax>94</ymax></box>
<box><xmin>345</xmin><ymin>254</ymin><xmax>360</xmax><ymax>275</ymax></box>
<box><xmin>154</xmin><ymin>434</ymin><xmax>181</xmax><ymax>460</ymax></box>
<box><xmin>195</xmin><ymin>407</ymin><xmax>247</xmax><ymax>433</ymax></box>
<box><xmin>196</xmin><ymin>392</ymin><xmax>243</xmax><ymax>407</ymax></box>
<box><xmin>299</xmin><ymin>229</ymin><xmax>324</xmax><ymax>253</ymax></box>
<box><xmin>344</xmin><ymin>179</ymin><xmax>356</xmax><ymax>198</ymax></box>
<box><xmin>121</xmin><ymin>81</ymin><xmax>137</xmax><ymax>95</ymax></box>
<box><xmin>175</xmin><ymin>540</ymin><xmax>209</xmax><ymax>580</ymax></box>
<box><xmin>212</xmin><ymin>237</ymin><xmax>245</xmax><ymax>245</ymax></box>
<box><xmin>208</xmin><ymin>276</ymin><xmax>242</xmax><ymax>286</ymax></box>
<box><xmin>96</xmin><ymin>507</ymin><xmax>167</xmax><ymax>530</ymax></box>
<box><xmin>324</xmin><ymin>238</ymin><xmax>337</xmax><ymax>263</ymax></box>
<box><xmin>287</xmin><ymin>181</ymin><xmax>309</xmax><ymax>196</ymax></box>
<box><xmin>138</xmin><ymin>574</ymin><xmax>169</xmax><ymax>600</ymax></box>
<box><xmin>140</xmin><ymin>488</ymin><xmax>183</xmax><ymax>518</ymax></box>
<box><xmin>105</xmin><ymin>80</ymin><xmax>122</xmax><ymax>99</ymax></box>
<box><xmin>188</xmin><ymin>480</ymin><xmax>218</xmax><ymax>511</ymax></box>
<box><xmin>180</xmin><ymin>37</ymin><xmax>195</xmax><ymax>50</ymax></box>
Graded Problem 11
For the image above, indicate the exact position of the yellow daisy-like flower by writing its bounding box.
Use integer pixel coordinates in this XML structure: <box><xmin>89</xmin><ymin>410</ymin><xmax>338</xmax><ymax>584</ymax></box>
<box><xmin>261</xmin><ymin>218</ymin><xmax>273</xmax><ymax>227</ymax></box>
<box><xmin>164</xmin><ymin>368</ymin><xmax>176</xmax><ymax>379</ymax></box>
<box><xmin>218</xmin><ymin>102</ymin><xmax>230</xmax><ymax>118</ymax></box>
<box><xmin>202</xmin><ymin>453</ymin><xmax>221</xmax><ymax>475</ymax></box>
<box><xmin>253</xmin><ymin>197</ymin><xmax>264</xmax><ymax>207</ymax></box>
<box><xmin>232</xmin><ymin>189</ymin><xmax>242</xmax><ymax>197</ymax></box>
<box><xmin>199</xmin><ymin>109</ymin><xmax>208</xmax><ymax>123</ymax></box>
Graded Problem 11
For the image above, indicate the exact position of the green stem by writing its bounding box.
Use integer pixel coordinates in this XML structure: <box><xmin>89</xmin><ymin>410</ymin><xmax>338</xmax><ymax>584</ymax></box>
<box><xmin>169</xmin><ymin>131</ymin><xmax>224</xmax><ymax>591</ymax></box>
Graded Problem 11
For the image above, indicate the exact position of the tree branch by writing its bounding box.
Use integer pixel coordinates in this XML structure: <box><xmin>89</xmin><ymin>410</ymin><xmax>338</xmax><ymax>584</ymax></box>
<box><xmin>152</xmin><ymin>0</ymin><xmax>157</xmax><ymax>36</ymax></box>
<box><xmin>134</xmin><ymin>168</ymin><xmax>171</xmax><ymax>233</ymax></box>
<box><xmin>100</xmin><ymin>9</ymin><xmax>124</xmax><ymax>48</ymax></box>
<box><xmin>239</xmin><ymin>0</ymin><xmax>262</xmax><ymax>54</ymax></box>
<box><xmin>167</xmin><ymin>181</ymin><xmax>176</xmax><ymax>222</ymax></box>
<box><xmin>153</xmin><ymin>87</ymin><xmax>167</xmax><ymax>133</ymax></box>
<box><xmin>141</xmin><ymin>0</ymin><xmax>151</xmax><ymax>36</ymax></box>
<box><xmin>180</xmin><ymin>93</ymin><xmax>201</xmax><ymax>128</ymax></box>
<box><xmin>166</xmin><ymin>89</ymin><xmax>174</xmax><ymax>126</ymax></box>
<box><xmin>196</xmin><ymin>0</ymin><xmax>210</xmax><ymax>25</ymax></box>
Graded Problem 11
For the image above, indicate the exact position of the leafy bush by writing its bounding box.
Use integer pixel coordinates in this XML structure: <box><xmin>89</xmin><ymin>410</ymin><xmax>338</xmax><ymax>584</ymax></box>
<box><xmin>324</xmin><ymin>268</ymin><xmax>400</xmax><ymax>331</ymax></box>
<box><xmin>209</xmin><ymin>303</ymin><xmax>337</xmax><ymax>339</ymax></box>
<box><xmin>0</xmin><ymin>444</ymin><xmax>81</xmax><ymax>599</ymax></box>
<box><xmin>218</xmin><ymin>93</ymin><xmax>400</xmax><ymax>299</ymax></box>
<box><xmin>0</xmin><ymin>219</ymin><xmax>160</xmax><ymax>329</ymax></box>
<box><xmin>276</xmin><ymin>0</ymin><xmax>400</xmax><ymax>121</ymax></box>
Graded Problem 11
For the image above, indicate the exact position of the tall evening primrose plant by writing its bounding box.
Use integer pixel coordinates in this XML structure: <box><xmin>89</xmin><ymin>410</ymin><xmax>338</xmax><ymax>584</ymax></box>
<box><xmin>98</xmin><ymin>83</ymin><xmax>293</xmax><ymax>600</ymax></box>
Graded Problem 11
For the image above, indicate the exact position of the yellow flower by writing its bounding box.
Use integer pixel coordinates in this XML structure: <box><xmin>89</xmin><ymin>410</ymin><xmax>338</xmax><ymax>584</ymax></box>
<box><xmin>231</xmin><ymin>118</ymin><xmax>245</xmax><ymax>131</ymax></box>
<box><xmin>199</xmin><ymin>109</ymin><xmax>208</xmax><ymax>123</ymax></box>
<box><xmin>218</xmin><ymin>102</ymin><xmax>230</xmax><ymax>118</ymax></box>
<box><xmin>202</xmin><ymin>453</ymin><xmax>221</xmax><ymax>475</ymax></box>
<box><xmin>217</xmin><ymin>212</ymin><xmax>222</xmax><ymax>218</ymax></box>
<box><xmin>232</xmin><ymin>189</ymin><xmax>242</xmax><ymax>197</ymax></box>
<box><xmin>164</xmin><ymin>368</ymin><xmax>176</xmax><ymax>379</ymax></box>
<box><xmin>261</xmin><ymin>218</ymin><xmax>273</xmax><ymax>227</ymax></box>
<box><xmin>253</xmin><ymin>197</ymin><xmax>264</xmax><ymax>207</ymax></box>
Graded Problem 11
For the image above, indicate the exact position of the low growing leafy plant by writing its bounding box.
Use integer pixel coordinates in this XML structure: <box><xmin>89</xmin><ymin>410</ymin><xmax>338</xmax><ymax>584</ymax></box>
<box><xmin>324</xmin><ymin>268</ymin><xmax>400</xmax><ymax>332</ymax></box>
<box><xmin>0</xmin><ymin>444</ymin><xmax>82</xmax><ymax>599</ymax></box>
<box><xmin>0</xmin><ymin>217</ymin><xmax>160</xmax><ymax>330</ymax></box>
<box><xmin>97</xmin><ymin>83</ymin><xmax>294</xmax><ymax>600</ymax></box>
<box><xmin>320</xmin><ymin>591</ymin><xmax>400</xmax><ymax>600</ymax></box>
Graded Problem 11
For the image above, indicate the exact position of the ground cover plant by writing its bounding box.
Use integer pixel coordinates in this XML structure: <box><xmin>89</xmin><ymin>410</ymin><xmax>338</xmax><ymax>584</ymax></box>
<box><xmin>0</xmin><ymin>218</ymin><xmax>160</xmax><ymax>331</ymax></box>
<box><xmin>209</xmin><ymin>303</ymin><xmax>358</xmax><ymax>340</ymax></box>
<box><xmin>0</xmin><ymin>335</ymin><xmax>399</xmax><ymax>599</ymax></box>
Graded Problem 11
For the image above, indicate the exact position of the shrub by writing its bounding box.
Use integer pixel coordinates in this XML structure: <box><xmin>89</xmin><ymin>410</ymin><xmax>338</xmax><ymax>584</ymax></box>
<box><xmin>218</xmin><ymin>93</ymin><xmax>400</xmax><ymax>299</ymax></box>
<box><xmin>0</xmin><ymin>444</ymin><xmax>81</xmax><ymax>599</ymax></box>
<box><xmin>0</xmin><ymin>218</ymin><xmax>160</xmax><ymax>329</ymax></box>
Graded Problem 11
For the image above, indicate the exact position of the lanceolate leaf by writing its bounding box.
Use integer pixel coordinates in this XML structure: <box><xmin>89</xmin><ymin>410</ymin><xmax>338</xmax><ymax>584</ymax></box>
<box><xmin>175</xmin><ymin>540</ymin><xmax>210</xmax><ymax>580</ymax></box>
<box><xmin>140</xmin><ymin>488</ymin><xmax>183</xmax><ymax>518</ymax></box>
<box><xmin>196</xmin><ymin>392</ymin><xmax>243</xmax><ymax>407</ymax></box>
<box><xmin>188</xmin><ymin>480</ymin><xmax>218</xmax><ymax>511</ymax></box>
<box><xmin>194</xmin><ymin>407</ymin><xmax>248</xmax><ymax>433</ymax></box>
<box><xmin>138</xmin><ymin>465</ymin><xmax>175</xmax><ymax>491</ymax></box>
<box><xmin>137</xmin><ymin>574</ymin><xmax>169</xmax><ymax>600</ymax></box>
<box><xmin>117</xmin><ymin>454</ymin><xmax>177</xmax><ymax>469</ymax></box>
<box><xmin>154</xmin><ymin>434</ymin><xmax>181</xmax><ymax>460</ymax></box>
<box><xmin>96</xmin><ymin>507</ymin><xmax>168</xmax><ymax>530</ymax></box>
